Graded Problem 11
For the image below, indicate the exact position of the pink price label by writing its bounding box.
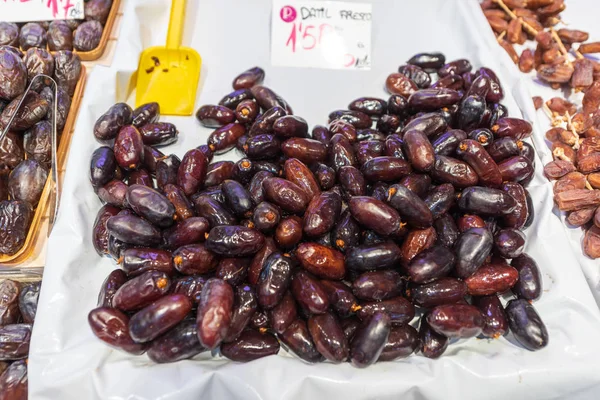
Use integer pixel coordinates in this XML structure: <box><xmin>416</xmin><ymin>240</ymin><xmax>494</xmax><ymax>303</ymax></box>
<box><xmin>280</xmin><ymin>6</ymin><xmax>297</xmax><ymax>23</ymax></box>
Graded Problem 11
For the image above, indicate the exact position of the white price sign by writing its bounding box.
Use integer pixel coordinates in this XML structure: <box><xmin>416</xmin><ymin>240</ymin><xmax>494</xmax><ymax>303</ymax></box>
<box><xmin>2</xmin><ymin>0</ymin><xmax>84</xmax><ymax>23</ymax></box>
<box><xmin>271</xmin><ymin>0</ymin><xmax>372</xmax><ymax>70</ymax></box>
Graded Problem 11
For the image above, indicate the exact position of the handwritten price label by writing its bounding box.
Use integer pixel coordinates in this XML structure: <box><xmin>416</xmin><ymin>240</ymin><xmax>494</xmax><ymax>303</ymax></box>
<box><xmin>2</xmin><ymin>0</ymin><xmax>84</xmax><ymax>23</ymax></box>
<box><xmin>271</xmin><ymin>0</ymin><xmax>372</xmax><ymax>70</ymax></box>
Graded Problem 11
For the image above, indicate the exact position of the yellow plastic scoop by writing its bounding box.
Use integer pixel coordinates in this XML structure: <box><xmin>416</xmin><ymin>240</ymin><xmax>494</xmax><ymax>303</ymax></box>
<box><xmin>135</xmin><ymin>0</ymin><xmax>201</xmax><ymax>115</ymax></box>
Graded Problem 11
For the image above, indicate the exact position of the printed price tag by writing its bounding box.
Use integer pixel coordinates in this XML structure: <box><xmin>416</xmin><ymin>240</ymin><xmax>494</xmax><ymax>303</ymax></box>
<box><xmin>271</xmin><ymin>0</ymin><xmax>372</xmax><ymax>70</ymax></box>
<box><xmin>2</xmin><ymin>0</ymin><xmax>84</xmax><ymax>23</ymax></box>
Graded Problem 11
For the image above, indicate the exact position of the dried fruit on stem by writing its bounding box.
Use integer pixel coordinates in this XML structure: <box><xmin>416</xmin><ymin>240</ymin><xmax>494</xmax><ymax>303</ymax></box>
<box><xmin>537</xmin><ymin>63</ymin><xmax>574</xmax><ymax>84</ymax></box>
<box><xmin>583</xmin><ymin>225</ymin><xmax>600</xmax><ymax>259</ymax></box>
<box><xmin>578</xmin><ymin>42</ymin><xmax>600</xmax><ymax>55</ymax></box>
<box><xmin>554</xmin><ymin>189</ymin><xmax>600</xmax><ymax>211</ymax></box>
<box><xmin>544</xmin><ymin>160</ymin><xmax>576</xmax><ymax>179</ymax></box>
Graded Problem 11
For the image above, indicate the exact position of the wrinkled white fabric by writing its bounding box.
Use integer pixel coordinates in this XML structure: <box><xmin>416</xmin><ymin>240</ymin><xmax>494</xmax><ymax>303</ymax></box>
<box><xmin>28</xmin><ymin>0</ymin><xmax>600</xmax><ymax>399</ymax></box>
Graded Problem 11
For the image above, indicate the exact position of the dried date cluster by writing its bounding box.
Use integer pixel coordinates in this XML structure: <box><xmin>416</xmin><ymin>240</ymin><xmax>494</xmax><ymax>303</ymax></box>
<box><xmin>482</xmin><ymin>0</ymin><xmax>600</xmax><ymax>90</ymax></box>
<box><xmin>0</xmin><ymin>279</ymin><xmax>41</xmax><ymax>400</ymax></box>
<box><xmin>0</xmin><ymin>0</ymin><xmax>113</xmax><ymax>53</ymax></box>
<box><xmin>483</xmin><ymin>0</ymin><xmax>600</xmax><ymax>259</ymax></box>
<box><xmin>0</xmin><ymin>45</ymin><xmax>82</xmax><ymax>256</ymax></box>
<box><xmin>541</xmin><ymin>94</ymin><xmax>600</xmax><ymax>258</ymax></box>
<box><xmin>88</xmin><ymin>53</ymin><xmax>547</xmax><ymax>368</ymax></box>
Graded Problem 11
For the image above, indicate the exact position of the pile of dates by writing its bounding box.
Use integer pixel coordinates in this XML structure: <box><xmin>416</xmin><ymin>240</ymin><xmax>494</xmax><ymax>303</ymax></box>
<box><xmin>88</xmin><ymin>52</ymin><xmax>547</xmax><ymax>369</ymax></box>
<box><xmin>0</xmin><ymin>0</ymin><xmax>114</xmax><ymax>53</ymax></box>
<box><xmin>0</xmin><ymin>279</ymin><xmax>42</xmax><ymax>400</ymax></box>
<box><xmin>0</xmin><ymin>44</ymin><xmax>82</xmax><ymax>256</ymax></box>
<box><xmin>482</xmin><ymin>0</ymin><xmax>600</xmax><ymax>90</ymax></box>
<box><xmin>542</xmin><ymin>94</ymin><xmax>600</xmax><ymax>258</ymax></box>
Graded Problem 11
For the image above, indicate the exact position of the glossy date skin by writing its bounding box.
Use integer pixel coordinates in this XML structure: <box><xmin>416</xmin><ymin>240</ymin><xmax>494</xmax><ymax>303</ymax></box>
<box><xmin>357</xmin><ymin>297</ymin><xmax>415</xmax><ymax>326</ymax></box>
<box><xmin>147</xmin><ymin>319</ymin><xmax>206</xmax><ymax>363</ymax></box>
<box><xmin>403</xmin><ymin>129</ymin><xmax>435</xmax><ymax>172</ymax></box>
<box><xmin>178</xmin><ymin>149</ymin><xmax>208</xmax><ymax>196</ymax></box>
<box><xmin>494</xmin><ymin>228</ymin><xmax>526</xmax><ymax>258</ymax></box>
<box><xmin>114</xmin><ymin>126</ymin><xmax>144</xmax><ymax>171</ymax></box>
<box><xmin>126</xmin><ymin>184</ymin><xmax>175</xmax><ymax>228</ymax></box>
<box><xmin>427</xmin><ymin>304</ymin><xmax>484</xmax><ymax>338</ymax></box>
<box><xmin>208</xmin><ymin>123</ymin><xmax>247</xmax><ymax>154</ymax></box>
<box><xmin>464</xmin><ymin>263</ymin><xmax>519</xmax><ymax>296</ymax></box>
<box><xmin>346</xmin><ymin>241</ymin><xmax>402</xmax><ymax>271</ymax></box>
<box><xmin>352</xmin><ymin>270</ymin><xmax>404</xmax><ymax>301</ymax></box>
<box><xmin>308</xmin><ymin>312</ymin><xmax>349</xmax><ymax>363</ymax></box>
<box><xmin>267</xmin><ymin>290</ymin><xmax>296</xmax><ymax>335</ymax></box>
<box><xmin>284</xmin><ymin>158</ymin><xmax>321</xmax><ymax>200</ymax></box>
<box><xmin>221</xmin><ymin>329</ymin><xmax>280</xmax><ymax>362</ymax></box>
<box><xmin>400</xmin><ymin>227</ymin><xmax>437</xmax><ymax>266</ymax></box>
<box><xmin>456</xmin><ymin>139</ymin><xmax>503</xmax><ymax>187</ymax></box>
<box><xmin>424</xmin><ymin>184</ymin><xmax>455</xmax><ymax>219</ymax></box>
<box><xmin>18</xmin><ymin>281</ymin><xmax>40</xmax><ymax>324</ymax></box>
<box><xmin>434</xmin><ymin>213</ymin><xmax>459</xmax><ymax>248</ymax></box>
<box><xmin>403</xmin><ymin>113</ymin><xmax>448</xmax><ymax>137</ymax></box>
<box><xmin>8</xmin><ymin>159</ymin><xmax>47</xmax><ymax>207</ymax></box>
<box><xmin>194</xmin><ymin>195</ymin><xmax>236</xmax><ymax>227</ymax></box>
<box><xmin>408</xmin><ymin>277</ymin><xmax>467</xmax><ymax>308</ymax></box>
<box><xmin>0</xmin><ymin>359</ymin><xmax>28</xmax><ymax>399</ymax></box>
<box><xmin>156</xmin><ymin>154</ymin><xmax>180</xmax><ymax>191</ymax></box>
<box><xmin>275</xmin><ymin>216</ymin><xmax>303</xmax><ymax>249</ymax></box>
<box><xmin>257</xmin><ymin>252</ymin><xmax>295</xmax><ymax>309</ymax></box>
<box><xmin>129</xmin><ymin>294</ymin><xmax>192</xmax><ymax>343</ymax></box>
<box><xmin>303</xmin><ymin>191</ymin><xmax>341</xmax><ymax>237</ymax></box>
<box><xmin>233</xmin><ymin>67</ymin><xmax>265</xmax><ymax>90</ymax></box>
<box><xmin>432</xmin><ymin>129</ymin><xmax>468</xmax><ymax>156</ymax></box>
<box><xmin>350</xmin><ymin>312</ymin><xmax>391</xmax><ymax>368</ymax></box>
<box><xmin>106</xmin><ymin>214</ymin><xmax>161</xmax><ymax>247</ymax></box>
<box><xmin>0</xmin><ymin>279</ymin><xmax>21</xmax><ymax>328</ymax></box>
<box><xmin>511</xmin><ymin>253</ymin><xmax>542</xmax><ymax>301</ymax></box>
<box><xmin>97</xmin><ymin>179</ymin><xmax>128</xmax><ymax>208</ymax></box>
<box><xmin>173</xmin><ymin>243</ymin><xmax>218</xmax><ymax>275</ymax></box>
<box><xmin>262</xmin><ymin>177</ymin><xmax>309</xmax><ymax>213</ymax></box>
<box><xmin>432</xmin><ymin>155</ymin><xmax>478</xmax><ymax>188</ymax></box>
<box><xmin>163</xmin><ymin>184</ymin><xmax>194</xmax><ymax>221</ymax></box>
<box><xmin>419</xmin><ymin>316</ymin><xmax>448</xmax><ymax>359</ymax></box>
<box><xmin>90</xmin><ymin>146</ymin><xmax>116</xmax><ymax>189</ymax></box>
<box><xmin>280</xmin><ymin>319</ymin><xmax>322</xmax><ymax>363</ymax></box>
<box><xmin>88</xmin><ymin>307</ymin><xmax>146</xmax><ymax>355</ymax></box>
<box><xmin>505</xmin><ymin>299</ymin><xmax>548</xmax><ymax>351</ymax></box>
<box><xmin>0</xmin><ymin>200</ymin><xmax>33</xmax><ymax>256</ymax></box>
<box><xmin>473</xmin><ymin>295</ymin><xmax>508</xmax><ymax>338</ymax></box>
<box><xmin>196</xmin><ymin>278</ymin><xmax>234</xmax><ymax>349</ymax></box>
<box><xmin>339</xmin><ymin>166</ymin><xmax>366</xmax><ymax>197</ymax></box>
<box><xmin>349</xmin><ymin>97</ymin><xmax>387</xmax><ymax>116</ymax></box>
<box><xmin>92</xmin><ymin>205</ymin><xmax>119</xmax><ymax>256</ymax></box>
<box><xmin>458</xmin><ymin>186</ymin><xmax>517</xmax><ymax>216</ymax></box>
<box><xmin>454</xmin><ymin>227</ymin><xmax>494</xmax><ymax>279</ymax></box>
<box><xmin>112</xmin><ymin>271</ymin><xmax>171</xmax><ymax>311</ymax></box>
<box><xmin>387</xmin><ymin>184</ymin><xmax>433</xmax><ymax>228</ymax></box>
<box><xmin>291</xmin><ymin>271</ymin><xmax>330</xmax><ymax>314</ymax></box>
<box><xmin>349</xmin><ymin>196</ymin><xmax>403</xmax><ymax>236</ymax></box>
<box><xmin>196</xmin><ymin>105</ymin><xmax>235</xmax><ymax>128</ymax></box>
<box><xmin>501</xmin><ymin>182</ymin><xmax>529</xmax><ymax>229</ymax></box>
<box><xmin>93</xmin><ymin>103</ymin><xmax>133</xmax><ymax>142</ymax></box>
<box><xmin>362</xmin><ymin>157</ymin><xmax>412</xmax><ymax>182</ymax></box>
<box><xmin>97</xmin><ymin>269</ymin><xmax>127</xmax><ymax>307</ymax></box>
<box><xmin>139</xmin><ymin>122</ymin><xmax>178</xmax><ymax>146</ymax></box>
<box><xmin>121</xmin><ymin>248</ymin><xmax>174</xmax><ymax>277</ymax></box>
<box><xmin>206</xmin><ymin>225</ymin><xmax>265</xmax><ymax>257</ymax></box>
<box><xmin>407</xmin><ymin>245</ymin><xmax>456</xmax><ymax>284</ymax></box>
<box><xmin>379</xmin><ymin>325</ymin><xmax>419</xmax><ymax>361</ymax></box>
<box><xmin>132</xmin><ymin>102</ymin><xmax>160</xmax><ymax>127</ymax></box>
